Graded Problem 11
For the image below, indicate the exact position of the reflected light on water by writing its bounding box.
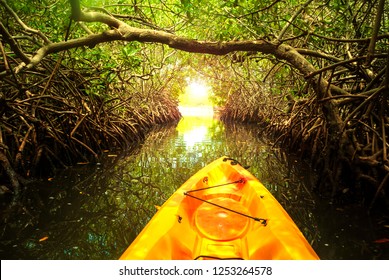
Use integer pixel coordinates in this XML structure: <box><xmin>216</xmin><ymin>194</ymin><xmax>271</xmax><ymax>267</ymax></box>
<box><xmin>182</xmin><ymin>125</ymin><xmax>208</xmax><ymax>147</ymax></box>
<box><xmin>176</xmin><ymin>106</ymin><xmax>215</xmax><ymax>148</ymax></box>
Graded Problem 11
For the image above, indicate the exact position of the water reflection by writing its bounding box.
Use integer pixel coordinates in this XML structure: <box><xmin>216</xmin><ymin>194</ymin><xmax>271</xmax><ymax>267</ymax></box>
<box><xmin>177</xmin><ymin>106</ymin><xmax>217</xmax><ymax>149</ymax></box>
<box><xmin>0</xmin><ymin>114</ymin><xmax>387</xmax><ymax>259</ymax></box>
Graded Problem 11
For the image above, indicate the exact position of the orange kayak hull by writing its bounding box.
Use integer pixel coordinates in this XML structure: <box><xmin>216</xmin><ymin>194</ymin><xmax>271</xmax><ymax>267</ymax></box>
<box><xmin>119</xmin><ymin>157</ymin><xmax>319</xmax><ymax>260</ymax></box>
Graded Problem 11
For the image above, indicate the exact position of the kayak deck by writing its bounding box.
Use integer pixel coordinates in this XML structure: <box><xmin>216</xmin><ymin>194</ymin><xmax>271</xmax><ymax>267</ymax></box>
<box><xmin>119</xmin><ymin>157</ymin><xmax>319</xmax><ymax>260</ymax></box>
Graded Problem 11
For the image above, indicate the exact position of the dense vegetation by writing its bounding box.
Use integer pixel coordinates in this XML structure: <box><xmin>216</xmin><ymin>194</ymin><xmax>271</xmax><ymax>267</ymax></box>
<box><xmin>0</xmin><ymin>0</ymin><xmax>388</xmax><ymax>212</ymax></box>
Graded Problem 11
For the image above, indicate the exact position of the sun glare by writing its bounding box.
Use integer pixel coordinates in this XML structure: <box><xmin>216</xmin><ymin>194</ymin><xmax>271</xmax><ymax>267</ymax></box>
<box><xmin>178</xmin><ymin>78</ymin><xmax>213</xmax><ymax>116</ymax></box>
<box><xmin>187</xmin><ymin>81</ymin><xmax>209</xmax><ymax>100</ymax></box>
<box><xmin>179</xmin><ymin>78</ymin><xmax>212</xmax><ymax>107</ymax></box>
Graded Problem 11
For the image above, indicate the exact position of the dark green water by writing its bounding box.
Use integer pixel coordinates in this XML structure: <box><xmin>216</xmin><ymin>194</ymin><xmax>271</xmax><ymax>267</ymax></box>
<box><xmin>1</xmin><ymin>112</ymin><xmax>388</xmax><ymax>259</ymax></box>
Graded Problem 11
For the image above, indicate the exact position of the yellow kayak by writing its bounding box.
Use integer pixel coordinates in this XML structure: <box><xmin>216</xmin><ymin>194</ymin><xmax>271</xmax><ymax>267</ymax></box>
<box><xmin>120</xmin><ymin>157</ymin><xmax>319</xmax><ymax>260</ymax></box>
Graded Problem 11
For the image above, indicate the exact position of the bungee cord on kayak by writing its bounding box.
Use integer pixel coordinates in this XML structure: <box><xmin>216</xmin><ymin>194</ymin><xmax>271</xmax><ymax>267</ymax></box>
<box><xmin>184</xmin><ymin>179</ymin><xmax>268</xmax><ymax>225</ymax></box>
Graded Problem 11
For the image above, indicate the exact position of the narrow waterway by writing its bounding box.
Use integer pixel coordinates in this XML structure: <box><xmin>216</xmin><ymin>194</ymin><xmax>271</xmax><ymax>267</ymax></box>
<box><xmin>0</xmin><ymin>107</ymin><xmax>387</xmax><ymax>259</ymax></box>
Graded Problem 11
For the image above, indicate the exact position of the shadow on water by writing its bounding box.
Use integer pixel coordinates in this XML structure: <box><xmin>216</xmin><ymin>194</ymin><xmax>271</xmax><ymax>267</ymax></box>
<box><xmin>1</xmin><ymin>111</ymin><xmax>388</xmax><ymax>259</ymax></box>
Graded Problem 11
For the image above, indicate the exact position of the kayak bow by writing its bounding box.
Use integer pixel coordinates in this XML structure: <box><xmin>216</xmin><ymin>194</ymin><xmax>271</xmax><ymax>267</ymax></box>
<box><xmin>119</xmin><ymin>157</ymin><xmax>319</xmax><ymax>260</ymax></box>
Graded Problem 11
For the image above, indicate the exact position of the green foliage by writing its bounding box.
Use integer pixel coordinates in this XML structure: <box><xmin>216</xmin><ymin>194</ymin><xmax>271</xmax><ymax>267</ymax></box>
<box><xmin>8</xmin><ymin>0</ymin><xmax>71</xmax><ymax>42</ymax></box>
<box><xmin>3</xmin><ymin>0</ymin><xmax>389</xmax><ymax>111</ymax></box>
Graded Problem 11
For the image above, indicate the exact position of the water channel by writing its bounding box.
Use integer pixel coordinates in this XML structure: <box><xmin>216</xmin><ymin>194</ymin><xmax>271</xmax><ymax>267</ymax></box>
<box><xmin>1</xmin><ymin>107</ymin><xmax>387</xmax><ymax>259</ymax></box>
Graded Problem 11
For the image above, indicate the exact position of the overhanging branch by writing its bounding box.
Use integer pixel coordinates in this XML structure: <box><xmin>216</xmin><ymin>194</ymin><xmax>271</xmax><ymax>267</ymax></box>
<box><xmin>17</xmin><ymin>0</ymin><xmax>341</xmax><ymax>112</ymax></box>
<box><xmin>20</xmin><ymin>25</ymin><xmax>279</xmax><ymax>71</ymax></box>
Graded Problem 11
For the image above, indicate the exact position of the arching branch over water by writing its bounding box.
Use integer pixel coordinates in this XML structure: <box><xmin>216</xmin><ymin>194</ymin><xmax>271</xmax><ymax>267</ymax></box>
<box><xmin>16</xmin><ymin>0</ymin><xmax>336</xmax><ymax>96</ymax></box>
<box><xmin>15</xmin><ymin>0</ymin><xmax>348</xmax><ymax>143</ymax></box>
